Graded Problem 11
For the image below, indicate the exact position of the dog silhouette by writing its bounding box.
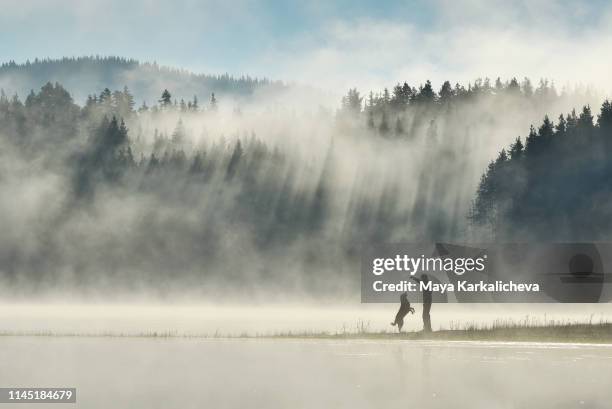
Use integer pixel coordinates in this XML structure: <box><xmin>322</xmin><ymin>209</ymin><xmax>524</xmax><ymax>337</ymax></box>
<box><xmin>391</xmin><ymin>292</ymin><xmax>415</xmax><ymax>332</ymax></box>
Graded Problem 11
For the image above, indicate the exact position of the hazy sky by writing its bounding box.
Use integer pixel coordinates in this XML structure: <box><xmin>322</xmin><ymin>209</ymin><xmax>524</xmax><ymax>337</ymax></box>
<box><xmin>2</xmin><ymin>0</ymin><xmax>612</xmax><ymax>91</ymax></box>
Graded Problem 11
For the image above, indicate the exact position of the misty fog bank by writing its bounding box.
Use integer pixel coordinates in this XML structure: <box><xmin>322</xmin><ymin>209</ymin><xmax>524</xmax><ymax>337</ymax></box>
<box><xmin>0</xmin><ymin>73</ymin><xmax>604</xmax><ymax>297</ymax></box>
<box><xmin>1</xmin><ymin>302</ymin><xmax>610</xmax><ymax>336</ymax></box>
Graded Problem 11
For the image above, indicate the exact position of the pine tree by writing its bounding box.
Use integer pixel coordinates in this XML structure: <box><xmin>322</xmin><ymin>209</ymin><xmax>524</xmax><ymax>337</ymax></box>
<box><xmin>382</xmin><ymin>88</ymin><xmax>390</xmax><ymax>106</ymax></box>
<box><xmin>578</xmin><ymin>105</ymin><xmax>594</xmax><ymax>137</ymax></box>
<box><xmin>210</xmin><ymin>93</ymin><xmax>218</xmax><ymax>111</ymax></box>
<box><xmin>598</xmin><ymin>100</ymin><xmax>612</xmax><ymax>132</ymax></box>
<box><xmin>391</xmin><ymin>83</ymin><xmax>403</xmax><ymax>109</ymax></box>
<box><xmin>439</xmin><ymin>81</ymin><xmax>453</xmax><ymax>103</ymax></box>
<box><xmin>566</xmin><ymin>109</ymin><xmax>578</xmax><ymax>133</ymax></box>
<box><xmin>524</xmin><ymin>124</ymin><xmax>545</xmax><ymax>157</ymax></box>
<box><xmin>509</xmin><ymin>137</ymin><xmax>524</xmax><ymax>159</ymax></box>
<box><xmin>555</xmin><ymin>114</ymin><xmax>566</xmax><ymax>134</ymax></box>
<box><xmin>25</xmin><ymin>90</ymin><xmax>36</xmax><ymax>107</ymax></box>
<box><xmin>538</xmin><ymin>115</ymin><xmax>554</xmax><ymax>139</ymax></box>
<box><xmin>99</xmin><ymin>88</ymin><xmax>112</xmax><ymax>109</ymax></box>
<box><xmin>494</xmin><ymin>77</ymin><xmax>503</xmax><ymax>92</ymax></box>
<box><xmin>124</xmin><ymin>86</ymin><xmax>135</xmax><ymax>112</ymax></box>
<box><xmin>159</xmin><ymin>89</ymin><xmax>172</xmax><ymax>108</ymax></box>
<box><xmin>391</xmin><ymin>83</ymin><xmax>411</xmax><ymax>109</ymax></box>
<box><xmin>417</xmin><ymin>80</ymin><xmax>436</xmax><ymax>103</ymax></box>
<box><xmin>401</xmin><ymin>82</ymin><xmax>413</xmax><ymax>103</ymax></box>
<box><xmin>342</xmin><ymin>88</ymin><xmax>362</xmax><ymax>114</ymax></box>
<box><xmin>507</xmin><ymin>78</ymin><xmax>520</xmax><ymax>94</ymax></box>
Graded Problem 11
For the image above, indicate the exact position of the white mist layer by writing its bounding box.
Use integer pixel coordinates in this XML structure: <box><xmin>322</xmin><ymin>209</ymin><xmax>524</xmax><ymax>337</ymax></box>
<box><xmin>0</xmin><ymin>303</ymin><xmax>610</xmax><ymax>336</ymax></box>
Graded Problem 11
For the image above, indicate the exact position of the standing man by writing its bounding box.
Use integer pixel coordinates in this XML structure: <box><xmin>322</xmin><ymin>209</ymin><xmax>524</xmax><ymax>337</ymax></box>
<box><xmin>411</xmin><ymin>274</ymin><xmax>432</xmax><ymax>332</ymax></box>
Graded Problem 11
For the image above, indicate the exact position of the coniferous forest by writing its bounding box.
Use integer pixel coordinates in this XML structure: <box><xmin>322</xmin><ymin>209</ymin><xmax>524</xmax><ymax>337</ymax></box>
<box><xmin>0</xmin><ymin>61</ymin><xmax>605</xmax><ymax>295</ymax></box>
<box><xmin>471</xmin><ymin>102</ymin><xmax>612</xmax><ymax>240</ymax></box>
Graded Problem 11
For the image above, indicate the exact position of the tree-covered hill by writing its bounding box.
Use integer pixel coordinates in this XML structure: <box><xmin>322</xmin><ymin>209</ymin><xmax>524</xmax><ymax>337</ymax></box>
<box><xmin>0</xmin><ymin>56</ymin><xmax>285</xmax><ymax>105</ymax></box>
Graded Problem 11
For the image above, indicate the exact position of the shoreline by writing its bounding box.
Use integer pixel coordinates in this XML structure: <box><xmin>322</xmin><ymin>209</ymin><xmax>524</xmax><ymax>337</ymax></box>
<box><xmin>1</xmin><ymin>323</ymin><xmax>611</xmax><ymax>344</ymax></box>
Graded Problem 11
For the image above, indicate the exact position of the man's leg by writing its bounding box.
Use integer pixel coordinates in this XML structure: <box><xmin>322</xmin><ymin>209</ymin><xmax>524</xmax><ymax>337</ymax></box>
<box><xmin>422</xmin><ymin>303</ymin><xmax>432</xmax><ymax>332</ymax></box>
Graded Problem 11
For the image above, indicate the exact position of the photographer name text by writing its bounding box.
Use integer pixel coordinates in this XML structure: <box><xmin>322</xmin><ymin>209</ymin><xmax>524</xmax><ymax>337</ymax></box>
<box><xmin>373</xmin><ymin>280</ymin><xmax>540</xmax><ymax>293</ymax></box>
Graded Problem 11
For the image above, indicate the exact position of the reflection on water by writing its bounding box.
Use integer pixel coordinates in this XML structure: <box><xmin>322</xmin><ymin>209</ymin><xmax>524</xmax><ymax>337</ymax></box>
<box><xmin>0</xmin><ymin>338</ymin><xmax>610</xmax><ymax>409</ymax></box>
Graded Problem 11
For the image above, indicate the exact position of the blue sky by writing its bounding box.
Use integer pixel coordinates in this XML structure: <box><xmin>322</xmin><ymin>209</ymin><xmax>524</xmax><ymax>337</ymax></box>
<box><xmin>0</xmin><ymin>0</ymin><xmax>430</xmax><ymax>71</ymax></box>
<box><xmin>1</xmin><ymin>0</ymin><xmax>612</xmax><ymax>91</ymax></box>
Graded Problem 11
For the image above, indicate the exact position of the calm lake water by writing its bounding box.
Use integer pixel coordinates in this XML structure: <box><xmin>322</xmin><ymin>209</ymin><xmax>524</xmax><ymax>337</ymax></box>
<box><xmin>0</xmin><ymin>337</ymin><xmax>610</xmax><ymax>409</ymax></box>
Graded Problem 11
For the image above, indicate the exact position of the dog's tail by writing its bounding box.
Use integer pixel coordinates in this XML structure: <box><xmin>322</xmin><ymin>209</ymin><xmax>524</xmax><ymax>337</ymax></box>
<box><xmin>390</xmin><ymin>322</ymin><xmax>397</xmax><ymax>326</ymax></box>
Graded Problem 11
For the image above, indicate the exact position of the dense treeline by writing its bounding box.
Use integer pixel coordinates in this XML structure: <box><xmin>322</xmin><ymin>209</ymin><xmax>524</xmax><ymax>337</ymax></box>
<box><xmin>338</xmin><ymin>77</ymin><xmax>567</xmax><ymax>137</ymax></box>
<box><xmin>1</xmin><ymin>81</ymin><xmax>221</xmax><ymax>147</ymax></box>
<box><xmin>0</xmin><ymin>81</ymin><xmax>303</xmax><ymax>213</ymax></box>
<box><xmin>470</xmin><ymin>101</ymin><xmax>612</xmax><ymax>240</ymax></box>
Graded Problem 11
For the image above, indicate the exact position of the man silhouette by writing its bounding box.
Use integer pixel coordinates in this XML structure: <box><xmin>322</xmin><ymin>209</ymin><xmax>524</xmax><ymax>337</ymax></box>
<box><xmin>411</xmin><ymin>273</ymin><xmax>432</xmax><ymax>332</ymax></box>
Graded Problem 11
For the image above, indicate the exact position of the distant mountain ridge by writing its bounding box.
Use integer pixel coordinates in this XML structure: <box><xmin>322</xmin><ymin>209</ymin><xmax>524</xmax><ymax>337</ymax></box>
<box><xmin>0</xmin><ymin>56</ymin><xmax>285</xmax><ymax>104</ymax></box>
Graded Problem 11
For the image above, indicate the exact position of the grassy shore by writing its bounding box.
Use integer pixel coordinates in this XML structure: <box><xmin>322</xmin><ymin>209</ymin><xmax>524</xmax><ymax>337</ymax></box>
<box><xmin>266</xmin><ymin>318</ymin><xmax>612</xmax><ymax>344</ymax></box>
<box><xmin>267</xmin><ymin>323</ymin><xmax>612</xmax><ymax>344</ymax></box>
<box><xmin>1</xmin><ymin>325</ymin><xmax>611</xmax><ymax>344</ymax></box>
<box><xmin>2</xmin><ymin>318</ymin><xmax>611</xmax><ymax>344</ymax></box>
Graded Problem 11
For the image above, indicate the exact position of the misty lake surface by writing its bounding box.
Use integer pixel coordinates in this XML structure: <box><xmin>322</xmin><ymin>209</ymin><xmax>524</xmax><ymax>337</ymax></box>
<box><xmin>0</xmin><ymin>337</ymin><xmax>610</xmax><ymax>409</ymax></box>
<box><xmin>0</xmin><ymin>303</ymin><xmax>611</xmax><ymax>408</ymax></box>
